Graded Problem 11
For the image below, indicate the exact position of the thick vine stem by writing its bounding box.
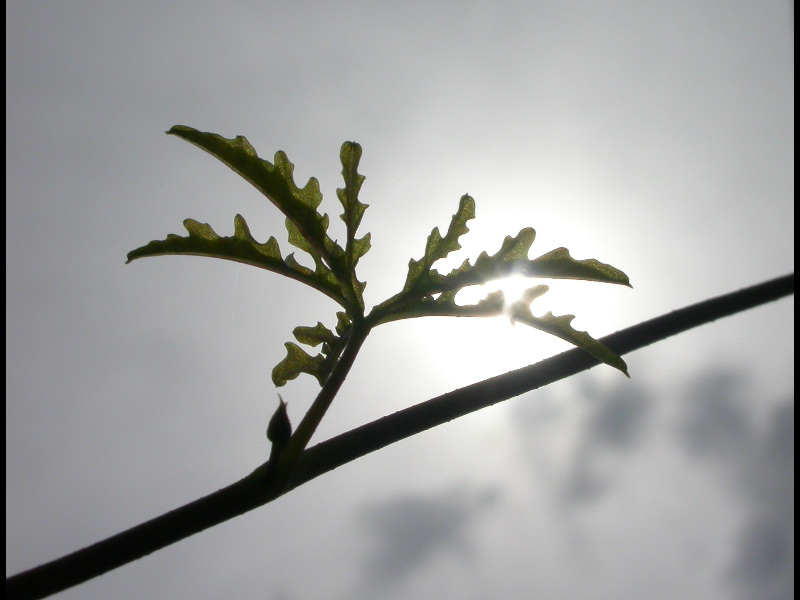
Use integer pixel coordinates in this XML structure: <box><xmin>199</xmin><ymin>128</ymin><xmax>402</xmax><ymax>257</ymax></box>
<box><xmin>290</xmin><ymin>273</ymin><xmax>794</xmax><ymax>488</ymax></box>
<box><xmin>6</xmin><ymin>273</ymin><xmax>793</xmax><ymax>600</ymax></box>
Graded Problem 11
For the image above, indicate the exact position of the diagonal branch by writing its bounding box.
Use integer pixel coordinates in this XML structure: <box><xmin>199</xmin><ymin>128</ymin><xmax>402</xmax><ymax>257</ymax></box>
<box><xmin>291</xmin><ymin>273</ymin><xmax>794</xmax><ymax>487</ymax></box>
<box><xmin>6</xmin><ymin>273</ymin><xmax>793</xmax><ymax>600</ymax></box>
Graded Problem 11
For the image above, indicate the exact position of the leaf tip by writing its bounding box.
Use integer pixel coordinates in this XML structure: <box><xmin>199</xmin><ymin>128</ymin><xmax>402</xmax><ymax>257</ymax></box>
<box><xmin>608</xmin><ymin>352</ymin><xmax>630</xmax><ymax>377</ymax></box>
<box><xmin>341</xmin><ymin>140</ymin><xmax>362</xmax><ymax>154</ymax></box>
<box><xmin>125</xmin><ymin>247</ymin><xmax>146</xmax><ymax>264</ymax></box>
<box><xmin>166</xmin><ymin>125</ymin><xmax>193</xmax><ymax>136</ymax></box>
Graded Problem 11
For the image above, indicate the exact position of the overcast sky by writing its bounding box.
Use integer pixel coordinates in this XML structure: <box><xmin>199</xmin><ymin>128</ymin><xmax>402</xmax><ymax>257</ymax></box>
<box><xmin>6</xmin><ymin>2</ymin><xmax>793</xmax><ymax>599</ymax></box>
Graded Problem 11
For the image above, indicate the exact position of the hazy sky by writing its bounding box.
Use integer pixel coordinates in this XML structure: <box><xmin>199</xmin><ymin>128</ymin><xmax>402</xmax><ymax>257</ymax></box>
<box><xmin>6</xmin><ymin>2</ymin><xmax>793</xmax><ymax>599</ymax></box>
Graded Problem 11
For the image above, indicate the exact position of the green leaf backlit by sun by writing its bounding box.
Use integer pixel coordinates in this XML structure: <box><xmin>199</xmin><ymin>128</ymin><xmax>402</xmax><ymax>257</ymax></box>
<box><xmin>128</xmin><ymin>126</ymin><xmax>632</xmax><ymax>384</ymax></box>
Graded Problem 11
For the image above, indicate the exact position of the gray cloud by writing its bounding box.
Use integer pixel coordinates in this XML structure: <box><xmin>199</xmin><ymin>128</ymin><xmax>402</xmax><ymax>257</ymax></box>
<box><xmin>672</xmin><ymin>371</ymin><xmax>794</xmax><ymax>599</ymax></box>
<box><xmin>578</xmin><ymin>379</ymin><xmax>653</xmax><ymax>450</ymax></box>
<box><xmin>559</xmin><ymin>378</ymin><xmax>654</xmax><ymax>507</ymax></box>
<box><xmin>509</xmin><ymin>365</ymin><xmax>793</xmax><ymax>599</ymax></box>
<box><xmin>351</xmin><ymin>484</ymin><xmax>499</xmax><ymax>596</ymax></box>
<box><xmin>727</xmin><ymin>516</ymin><xmax>794</xmax><ymax>600</ymax></box>
<box><xmin>675</xmin><ymin>370</ymin><xmax>754</xmax><ymax>460</ymax></box>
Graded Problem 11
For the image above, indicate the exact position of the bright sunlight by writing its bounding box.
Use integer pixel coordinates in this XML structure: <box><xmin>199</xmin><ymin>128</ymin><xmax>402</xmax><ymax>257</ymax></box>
<box><xmin>415</xmin><ymin>191</ymin><xmax>631</xmax><ymax>391</ymax></box>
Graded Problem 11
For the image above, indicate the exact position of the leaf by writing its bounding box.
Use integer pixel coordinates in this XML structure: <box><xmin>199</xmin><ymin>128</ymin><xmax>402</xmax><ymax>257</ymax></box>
<box><xmin>127</xmin><ymin>214</ymin><xmax>347</xmax><ymax>307</ymax></box>
<box><xmin>276</xmin><ymin>317</ymin><xmax>353</xmax><ymax>388</ymax></box>
<box><xmin>370</xmin><ymin>217</ymin><xmax>519</xmax><ymax>323</ymax></box>
<box><xmin>508</xmin><ymin>287</ymin><xmax>629</xmax><ymax>376</ymax></box>
<box><xmin>362</xmin><ymin>192</ymin><xmax>630</xmax><ymax>374</ymax></box>
<box><xmin>368</xmin><ymin>195</ymin><xmax>475</xmax><ymax>322</ymax></box>
<box><xmin>430</xmin><ymin>228</ymin><xmax>537</xmax><ymax>293</ymax></box>
<box><xmin>432</xmin><ymin>233</ymin><xmax>631</xmax><ymax>295</ymax></box>
<box><xmin>293</xmin><ymin>322</ymin><xmax>337</xmax><ymax>347</ymax></box>
<box><xmin>402</xmin><ymin>194</ymin><xmax>475</xmax><ymax>293</ymax></box>
<box><xmin>375</xmin><ymin>288</ymin><xmax>507</xmax><ymax>324</ymax></box>
<box><xmin>336</xmin><ymin>141</ymin><xmax>371</xmax><ymax>309</ymax></box>
<box><xmin>166</xmin><ymin>126</ymin><xmax>345</xmax><ymax>274</ymax></box>
<box><xmin>337</xmin><ymin>142</ymin><xmax>369</xmax><ymax>259</ymax></box>
<box><xmin>285</xmin><ymin>214</ymin><xmax>329</xmax><ymax>256</ymax></box>
<box><xmin>370</xmin><ymin>193</ymin><xmax>630</xmax><ymax>326</ymax></box>
<box><xmin>368</xmin><ymin>279</ymin><xmax>626</xmax><ymax>372</ymax></box>
<box><xmin>386</xmin><ymin>282</ymin><xmax>627</xmax><ymax>375</ymax></box>
<box><xmin>523</xmin><ymin>247</ymin><xmax>631</xmax><ymax>286</ymax></box>
<box><xmin>272</xmin><ymin>342</ymin><xmax>326</xmax><ymax>387</ymax></box>
<box><xmin>335</xmin><ymin>311</ymin><xmax>352</xmax><ymax>336</ymax></box>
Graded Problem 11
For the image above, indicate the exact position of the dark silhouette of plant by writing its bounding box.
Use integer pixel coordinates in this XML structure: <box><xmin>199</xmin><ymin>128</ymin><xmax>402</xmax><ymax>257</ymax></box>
<box><xmin>6</xmin><ymin>128</ymin><xmax>793</xmax><ymax>600</ymax></box>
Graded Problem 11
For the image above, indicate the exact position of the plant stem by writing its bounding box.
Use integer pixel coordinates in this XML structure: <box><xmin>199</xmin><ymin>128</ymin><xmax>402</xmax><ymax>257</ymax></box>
<box><xmin>269</xmin><ymin>319</ymin><xmax>370</xmax><ymax>483</ymax></box>
<box><xmin>291</xmin><ymin>273</ymin><xmax>795</xmax><ymax>487</ymax></box>
<box><xmin>6</xmin><ymin>273</ymin><xmax>793</xmax><ymax>600</ymax></box>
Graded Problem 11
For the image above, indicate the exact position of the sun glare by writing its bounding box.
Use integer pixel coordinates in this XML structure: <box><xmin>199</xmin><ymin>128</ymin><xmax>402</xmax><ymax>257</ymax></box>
<box><xmin>415</xmin><ymin>194</ymin><xmax>631</xmax><ymax>392</ymax></box>
<box><xmin>456</xmin><ymin>273</ymin><xmax>534</xmax><ymax>313</ymax></box>
<box><xmin>419</xmin><ymin>273</ymin><xmax>625</xmax><ymax>394</ymax></box>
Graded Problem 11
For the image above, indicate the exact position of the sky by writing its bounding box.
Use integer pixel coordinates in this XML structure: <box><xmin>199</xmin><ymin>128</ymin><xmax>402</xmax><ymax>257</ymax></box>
<box><xmin>6</xmin><ymin>1</ymin><xmax>794</xmax><ymax>599</ymax></box>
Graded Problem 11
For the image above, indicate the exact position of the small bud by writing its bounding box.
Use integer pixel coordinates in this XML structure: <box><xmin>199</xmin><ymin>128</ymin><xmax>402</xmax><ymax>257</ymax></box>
<box><xmin>267</xmin><ymin>395</ymin><xmax>292</xmax><ymax>449</ymax></box>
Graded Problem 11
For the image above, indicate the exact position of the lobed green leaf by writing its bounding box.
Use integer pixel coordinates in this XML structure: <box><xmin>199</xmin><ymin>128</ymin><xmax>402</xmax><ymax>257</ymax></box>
<box><xmin>127</xmin><ymin>215</ymin><xmax>347</xmax><ymax>306</ymax></box>
<box><xmin>337</xmin><ymin>142</ymin><xmax>369</xmax><ymax>250</ymax></box>
<box><xmin>272</xmin><ymin>342</ymin><xmax>326</xmax><ymax>387</ymax></box>
<box><xmin>432</xmin><ymin>233</ymin><xmax>631</xmax><ymax>295</ymax></box>
<box><xmin>376</xmin><ymin>282</ymin><xmax>627</xmax><ymax>375</ymax></box>
<box><xmin>166</xmin><ymin>126</ymin><xmax>345</xmax><ymax>273</ymax></box>
<box><xmin>508</xmin><ymin>287</ymin><xmax>629</xmax><ymax>375</ymax></box>
<box><xmin>428</xmin><ymin>228</ymin><xmax>536</xmax><ymax>294</ymax></box>
<box><xmin>402</xmin><ymin>194</ymin><xmax>475</xmax><ymax>294</ymax></box>
<box><xmin>374</xmin><ymin>289</ymin><xmax>506</xmax><ymax>324</ymax></box>
<box><xmin>336</xmin><ymin>141</ymin><xmax>372</xmax><ymax>309</ymax></box>
<box><xmin>365</xmin><ymin>190</ymin><xmax>630</xmax><ymax>374</ymax></box>
<box><xmin>335</xmin><ymin>311</ymin><xmax>352</xmax><ymax>336</ymax></box>
<box><xmin>522</xmin><ymin>247</ymin><xmax>631</xmax><ymax>286</ymax></box>
<box><xmin>293</xmin><ymin>322</ymin><xmax>337</xmax><ymax>347</ymax></box>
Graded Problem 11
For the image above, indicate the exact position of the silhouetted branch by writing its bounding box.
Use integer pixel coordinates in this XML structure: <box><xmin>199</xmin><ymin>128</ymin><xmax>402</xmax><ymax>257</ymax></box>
<box><xmin>6</xmin><ymin>273</ymin><xmax>793</xmax><ymax>600</ymax></box>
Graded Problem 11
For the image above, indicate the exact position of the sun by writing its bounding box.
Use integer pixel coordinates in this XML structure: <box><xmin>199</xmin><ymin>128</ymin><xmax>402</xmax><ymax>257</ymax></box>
<box><xmin>399</xmin><ymin>167</ymin><xmax>637</xmax><ymax>405</ymax></box>
<box><xmin>413</xmin><ymin>215</ymin><xmax>630</xmax><ymax>391</ymax></box>
<box><xmin>456</xmin><ymin>273</ymin><xmax>538</xmax><ymax>317</ymax></box>
<box><xmin>417</xmin><ymin>274</ymin><xmax>625</xmax><ymax>393</ymax></box>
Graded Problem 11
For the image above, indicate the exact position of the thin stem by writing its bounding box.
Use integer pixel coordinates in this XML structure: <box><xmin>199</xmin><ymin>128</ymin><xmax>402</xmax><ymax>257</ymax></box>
<box><xmin>269</xmin><ymin>320</ymin><xmax>370</xmax><ymax>483</ymax></box>
<box><xmin>6</xmin><ymin>273</ymin><xmax>793</xmax><ymax>600</ymax></box>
